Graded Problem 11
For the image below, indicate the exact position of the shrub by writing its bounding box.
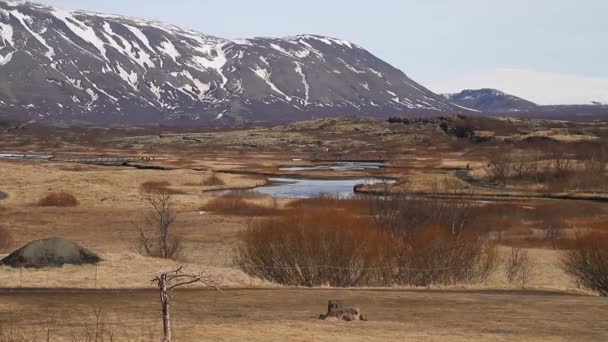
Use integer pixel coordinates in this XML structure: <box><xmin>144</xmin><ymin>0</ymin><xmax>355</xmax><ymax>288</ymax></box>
<box><xmin>504</xmin><ymin>247</ymin><xmax>533</xmax><ymax>286</ymax></box>
<box><xmin>140</xmin><ymin>180</ymin><xmax>171</xmax><ymax>193</ymax></box>
<box><xmin>561</xmin><ymin>232</ymin><xmax>608</xmax><ymax>296</ymax></box>
<box><xmin>201</xmin><ymin>172</ymin><xmax>225</xmax><ymax>187</ymax></box>
<box><xmin>287</xmin><ymin>193</ymin><xmax>367</xmax><ymax>213</ymax></box>
<box><xmin>391</xmin><ymin>225</ymin><xmax>499</xmax><ymax>286</ymax></box>
<box><xmin>140</xmin><ymin>181</ymin><xmax>187</xmax><ymax>195</ymax></box>
<box><xmin>38</xmin><ymin>192</ymin><xmax>79</xmax><ymax>207</ymax></box>
<box><xmin>368</xmin><ymin>190</ymin><xmax>475</xmax><ymax>236</ymax></box>
<box><xmin>235</xmin><ymin>215</ymin><xmax>499</xmax><ymax>287</ymax></box>
<box><xmin>202</xmin><ymin>193</ymin><xmax>278</xmax><ymax>216</ymax></box>
<box><xmin>235</xmin><ymin>212</ymin><xmax>392</xmax><ymax>287</ymax></box>
<box><xmin>134</xmin><ymin>190</ymin><xmax>182</xmax><ymax>260</ymax></box>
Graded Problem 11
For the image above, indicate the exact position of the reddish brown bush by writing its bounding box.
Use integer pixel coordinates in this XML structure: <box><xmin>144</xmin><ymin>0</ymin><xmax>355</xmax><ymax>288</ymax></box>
<box><xmin>140</xmin><ymin>181</ymin><xmax>187</xmax><ymax>195</ymax></box>
<box><xmin>38</xmin><ymin>192</ymin><xmax>79</xmax><ymax>207</ymax></box>
<box><xmin>201</xmin><ymin>173</ymin><xmax>225</xmax><ymax>187</ymax></box>
<box><xmin>561</xmin><ymin>232</ymin><xmax>608</xmax><ymax>296</ymax></box>
<box><xmin>202</xmin><ymin>193</ymin><xmax>279</xmax><ymax>216</ymax></box>
<box><xmin>391</xmin><ymin>225</ymin><xmax>499</xmax><ymax>286</ymax></box>
<box><xmin>236</xmin><ymin>214</ymin><xmax>498</xmax><ymax>287</ymax></box>
<box><xmin>235</xmin><ymin>212</ymin><xmax>392</xmax><ymax>287</ymax></box>
<box><xmin>140</xmin><ymin>180</ymin><xmax>171</xmax><ymax>193</ymax></box>
<box><xmin>287</xmin><ymin>193</ymin><xmax>367</xmax><ymax>213</ymax></box>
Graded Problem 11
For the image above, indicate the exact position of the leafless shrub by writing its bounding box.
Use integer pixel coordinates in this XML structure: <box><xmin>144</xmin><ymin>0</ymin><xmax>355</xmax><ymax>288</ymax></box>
<box><xmin>38</xmin><ymin>192</ymin><xmax>79</xmax><ymax>207</ymax></box>
<box><xmin>140</xmin><ymin>181</ymin><xmax>186</xmax><ymax>195</ymax></box>
<box><xmin>547</xmin><ymin>146</ymin><xmax>573</xmax><ymax>177</ymax></box>
<box><xmin>561</xmin><ymin>232</ymin><xmax>608</xmax><ymax>296</ymax></box>
<box><xmin>236</xmin><ymin>212</ymin><xmax>392</xmax><ymax>287</ymax></box>
<box><xmin>133</xmin><ymin>189</ymin><xmax>182</xmax><ymax>260</ymax></box>
<box><xmin>140</xmin><ymin>180</ymin><xmax>170</xmax><ymax>193</ymax></box>
<box><xmin>504</xmin><ymin>247</ymin><xmax>533</xmax><ymax>286</ymax></box>
<box><xmin>69</xmin><ymin>307</ymin><xmax>118</xmax><ymax>342</ymax></box>
<box><xmin>236</xmin><ymin>211</ymin><xmax>499</xmax><ymax>287</ymax></box>
<box><xmin>201</xmin><ymin>172</ymin><xmax>225</xmax><ymax>187</ymax></box>
<box><xmin>201</xmin><ymin>193</ymin><xmax>279</xmax><ymax>216</ymax></box>
<box><xmin>368</xmin><ymin>180</ymin><xmax>475</xmax><ymax>236</ymax></box>
<box><xmin>484</xmin><ymin>149</ymin><xmax>512</xmax><ymax>186</ymax></box>
<box><xmin>544</xmin><ymin>219</ymin><xmax>565</xmax><ymax>250</ymax></box>
<box><xmin>0</xmin><ymin>324</ymin><xmax>35</xmax><ymax>342</ymax></box>
<box><xmin>391</xmin><ymin>225</ymin><xmax>499</xmax><ymax>286</ymax></box>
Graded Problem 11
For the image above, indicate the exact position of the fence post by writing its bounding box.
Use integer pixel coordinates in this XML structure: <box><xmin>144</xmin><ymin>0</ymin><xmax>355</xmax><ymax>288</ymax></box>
<box><xmin>19</xmin><ymin>267</ymin><xmax>22</xmax><ymax>288</ymax></box>
<box><xmin>95</xmin><ymin>264</ymin><xmax>99</xmax><ymax>288</ymax></box>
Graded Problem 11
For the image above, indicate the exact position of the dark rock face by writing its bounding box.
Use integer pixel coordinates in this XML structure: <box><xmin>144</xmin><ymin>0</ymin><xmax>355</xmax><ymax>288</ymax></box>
<box><xmin>444</xmin><ymin>89</ymin><xmax>537</xmax><ymax>112</ymax></box>
<box><xmin>0</xmin><ymin>1</ymin><xmax>464</xmax><ymax>125</ymax></box>
<box><xmin>1</xmin><ymin>237</ymin><xmax>101</xmax><ymax>268</ymax></box>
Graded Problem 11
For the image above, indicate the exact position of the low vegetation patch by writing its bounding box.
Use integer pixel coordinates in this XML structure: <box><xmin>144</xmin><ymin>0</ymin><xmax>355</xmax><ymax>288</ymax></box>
<box><xmin>140</xmin><ymin>180</ymin><xmax>171</xmax><ymax>193</ymax></box>
<box><xmin>287</xmin><ymin>194</ymin><xmax>368</xmax><ymax>213</ymax></box>
<box><xmin>236</xmin><ymin>212</ymin><xmax>392</xmax><ymax>287</ymax></box>
<box><xmin>37</xmin><ymin>192</ymin><xmax>79</xmax><ymax>207</ymax></box>
<box><xmin>140</xmin><ymin>180</ymin><xmax>186</xmax><ymax>195</ymax></box>
<box><xmin>202</xmin><ymin>193</ymin><xmax>278</xmax><ymax>216</ymax></box>
<box><xmin>235</xmin><ymin>208</ymin><xmax>499</xmax><ymax>287</ymax></box>
<box><xmin>201</xmin><ymin>172</ymin><xmax>225</xmax><ymax>187</ymax></box>
<box><xmin>561</xmin><ymin>232</ymin><xmax>608</xmax><ymax>296</ymax></box>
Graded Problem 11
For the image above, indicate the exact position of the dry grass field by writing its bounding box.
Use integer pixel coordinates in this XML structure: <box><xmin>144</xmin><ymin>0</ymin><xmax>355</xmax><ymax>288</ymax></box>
<box><xmin>1</xmin><ymin>289</ymin><xmax>608</xmax><ymax>341</ymax></box>
<box><xmin>1</xmin><ymin>116</ymin><xmax>608</xmax><ymax>340</ymax></box>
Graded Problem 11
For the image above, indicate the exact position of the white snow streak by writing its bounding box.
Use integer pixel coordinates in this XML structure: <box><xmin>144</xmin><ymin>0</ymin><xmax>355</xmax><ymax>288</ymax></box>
<box><xmin>0</xmin><ymin>22</ymin><xmax>14</xmax><ymax>46</ymax></box>
<box><xmin>294</xmin><ymin>62</ymin><xmax>310</xmax><ymax>105</ymax></box>
<box><xmin>158</xmin><ymin>39</ymin><xmax>180</xmax><ymax>61</ymax></box>
<box><xmin>52</xmin><ymin>8</ymin><xmax>107</xmax><ymax>59</ymax></box>
<box><xmin>115</xmin><ymin>63</ymin><xmax>138</xmax><ymax>90</ymax></box>
<box><xmin>10</xmin><ymin>10</ymin><xmax>55</xmax><ymax>59</ymax></box>
<box><xmin>252</xmin><ymin>65</ymin><xmax>291</xmax><ymax>101</ymax></box>
<box><xmin>124</xmin><ymin>24</ymin><xmax>155</xmax><ymax>52</ymax></box>
<box><xmin>102</xmin><ymin>22</ymin><xmax>153</xmax><ymax>69</ymax></box>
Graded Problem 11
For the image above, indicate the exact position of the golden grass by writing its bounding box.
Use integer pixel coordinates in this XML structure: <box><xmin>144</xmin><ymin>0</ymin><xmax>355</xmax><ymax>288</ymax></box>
<box><xmin>2</xmin><ymin>288</ymin><xmax>608</xmax><ymax>341</ymax></box>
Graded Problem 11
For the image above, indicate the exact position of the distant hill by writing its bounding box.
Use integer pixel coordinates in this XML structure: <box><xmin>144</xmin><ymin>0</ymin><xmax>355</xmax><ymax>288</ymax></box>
<box><xmin>443</xmin><ymin>89</ymin><xmax>538</xmax><ymax>112</ymax></box>
<box><xmin>0</xmin><ymin>0</ymin><xmax>467</xmax><ymax>125</ymax></box>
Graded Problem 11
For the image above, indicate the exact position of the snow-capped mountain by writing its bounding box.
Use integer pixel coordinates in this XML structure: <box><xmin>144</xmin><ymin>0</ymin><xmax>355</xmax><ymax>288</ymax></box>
<box><xmin>0</xmin><ymin>1</ymin><xmax>465</xmax><ymax>125</ymax></box>
<box><xmin>443</xmin><ymin>89</ymin><xmax>537</xmax><ymax>112</ymax></box>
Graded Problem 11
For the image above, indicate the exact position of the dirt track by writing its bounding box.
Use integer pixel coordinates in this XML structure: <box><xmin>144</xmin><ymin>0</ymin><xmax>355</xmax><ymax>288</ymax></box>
<box><xmin>1</xmin><ymin>288</ymin><xmax>607</xmax><ymax>341</ymax></box>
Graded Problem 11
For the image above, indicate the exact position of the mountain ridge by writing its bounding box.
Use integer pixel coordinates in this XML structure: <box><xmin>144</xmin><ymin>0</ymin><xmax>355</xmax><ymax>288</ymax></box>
<box><xmin>0</xmin><ymin>0</ymin><xmax>464</xmax><ymax>125</ymax></box>
<box><xmin>444</xmin><ymin>88</ymin><xmax>537</xmax><ymax>112</ymax></box>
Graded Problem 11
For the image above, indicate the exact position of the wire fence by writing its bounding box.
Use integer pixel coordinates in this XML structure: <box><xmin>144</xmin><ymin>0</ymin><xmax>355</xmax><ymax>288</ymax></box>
<box><xmin>0</xmin><ymin>262</ymin><xmax>479</xmax><ymax>289</ymax></box>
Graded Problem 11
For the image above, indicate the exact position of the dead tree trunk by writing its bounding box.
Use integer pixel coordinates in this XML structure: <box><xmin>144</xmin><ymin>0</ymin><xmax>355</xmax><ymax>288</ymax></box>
<box><xmin>153</xmin><ymin>266</ymin><xmax>221</xmax><ymax>342</ymax></box>
<box><xmin>158</xmin><ymin>273</ymin><xmax>172</xmax><ymax>342</ymax></box>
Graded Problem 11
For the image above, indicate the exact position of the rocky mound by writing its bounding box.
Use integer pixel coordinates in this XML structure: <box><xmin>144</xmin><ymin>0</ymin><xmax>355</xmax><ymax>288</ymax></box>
<box><xmin>0</xmin><ymin>237</ymin><xmax>101</xmax><ymax>268</ymax></box>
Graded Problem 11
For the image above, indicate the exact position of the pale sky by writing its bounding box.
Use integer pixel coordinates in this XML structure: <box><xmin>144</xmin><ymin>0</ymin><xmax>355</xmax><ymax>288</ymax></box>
<box><xmin>39</xmin><ymin>0</ymin><xmax>608</xmax><ymax>105</ymax></box>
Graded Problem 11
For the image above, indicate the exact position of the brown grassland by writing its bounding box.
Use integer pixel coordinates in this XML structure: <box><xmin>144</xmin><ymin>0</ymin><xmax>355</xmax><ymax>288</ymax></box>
<box><xmin>1</xmin><ymin>116</ymin><xmax>608</xmax><ymax>340</ymax></box>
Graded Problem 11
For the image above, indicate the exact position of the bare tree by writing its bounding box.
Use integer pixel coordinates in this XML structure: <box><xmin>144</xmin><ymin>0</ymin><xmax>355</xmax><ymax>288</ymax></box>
<box><xmin>544</xmin><ymin>220</ymin><xmax>564</xmax><ymax>250</ymax></box>
<box><xmin>133</xmin><ymin>189</ymin><xmax>181</xmax><ymax>259</ymax></box>
<box><xmin>504</xmin><ymin>247</ymin><xmax>533</xmax><ymax>286</ymax></box>
<box><xmin>152</xmin><ymin>266</ymin><xmax>221</xmax><ymax>342</ymax></box>
<box><xmin>484</xmin><ymin>149</ymin><xmax>512</xmax><ymax>186</ymax></box>
<box><xmin>561</xmin><ymin>232</ymin><xmax>608</xmax><ymax>296</ymax></box>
